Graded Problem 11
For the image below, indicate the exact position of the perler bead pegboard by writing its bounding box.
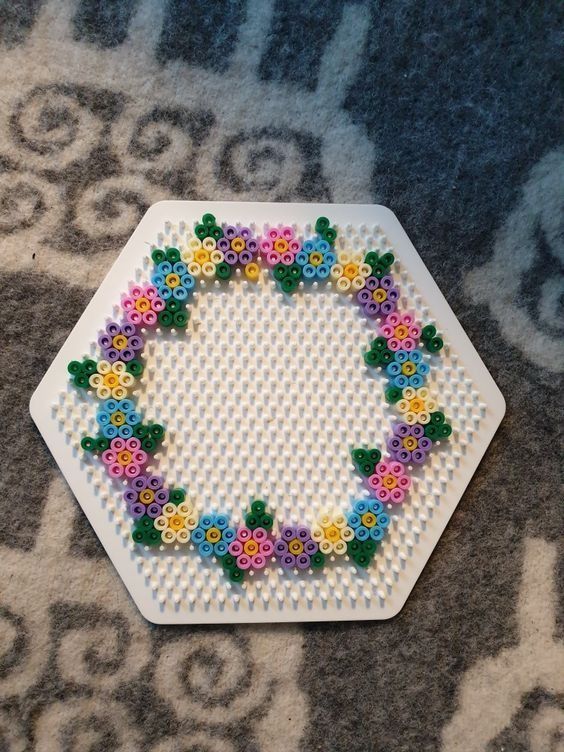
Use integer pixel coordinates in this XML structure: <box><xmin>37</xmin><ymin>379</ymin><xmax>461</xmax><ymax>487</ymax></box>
<box><xmin>30</xmin><ymin>201</ymin><xmax>505</xmax><ymax>624</ymax></box>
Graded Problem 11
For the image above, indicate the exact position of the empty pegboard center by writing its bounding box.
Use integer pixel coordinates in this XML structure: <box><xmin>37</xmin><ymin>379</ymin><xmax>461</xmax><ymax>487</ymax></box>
<box><xmin>136</xmin><ymin>275</ymin><xmax>381</xmax><ymax>517</ymax></box>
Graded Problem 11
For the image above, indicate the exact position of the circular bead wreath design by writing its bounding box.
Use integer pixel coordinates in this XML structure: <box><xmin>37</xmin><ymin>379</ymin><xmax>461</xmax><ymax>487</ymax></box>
<box><xmin>67</xmin><ymin>213</ymin><xmax>451</xmax><ymax>584</ymax></box>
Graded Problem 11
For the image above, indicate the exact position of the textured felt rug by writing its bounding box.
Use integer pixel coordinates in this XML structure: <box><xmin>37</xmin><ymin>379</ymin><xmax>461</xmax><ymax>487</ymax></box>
<box><xmin>0</xmin><ymin>1</ymin><xmax>562</xmax><ymax>751</ymax></box>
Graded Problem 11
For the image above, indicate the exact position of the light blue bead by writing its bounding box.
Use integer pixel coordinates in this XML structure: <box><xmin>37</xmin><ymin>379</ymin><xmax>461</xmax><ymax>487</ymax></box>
<box><xmin>200</xmin><ymin>515</ymin><xmax>214</xmax><ymax>530</ymax></box>
<box><xmin>303</xmin><ymin>240</ymin><xmax>315</xmax><ymax>254</ymax></box>
<box><xmin>347</xmin><ymin>512</ymin><xmax>361</xmax><ymax>529</ymax></box>
<box><xmin>118</xmin><ymin>424</ymin><xmax>133</xmax><ymax>438</ymax></box>
<box><xmin>181</xmin><ymin>274</ymin><xmax>195</xmax><ymax>290</ymax></box>
<box><xmin>324</xmin><ymin>252</ymin><xmax>336</xmax><ymax>266</ymax></box>
<box><xmin>409</xmin><ymin>374</ymin><xmax>424</xmax><ymax>388</ymax></box>
<box><xmin>192</xmin><ymin>528</ymin><xmax>205</xmax><ymax>544</ymax></box>
<box><xmin>223</xmin><ymin>527</ymin><xmax>236</xmax><ymax>543</ymax></box>
<box><xmin>369</xmin><ymin>526</ymin><xmax>385</xmax><ymax>541</ymax></box>
<box><xmin>355</xmin><ymin>525</ymin><xmax>369</xmax><ymax>541</ymax></box>
<box><xmin>368</xmin><ymin>499</ymin><xmax>384</xmax><ymax>515</ymax></box>
<box><xmin>173</xmin><ymin>261</ymin><xmax>187</xmax><ymax>275</ymax></box>
<box><xmin>173</xmin><ymin>286</ymin><xmax>188</xmax><ymax>301</ymax></box>
<box><xmin>198</xmin><ymin>541</ymin><xmax>213</xmax><ymax>557</ymax></box>
<box><xmin>102</xmin><ymin>424</ymin><xmax>118</xmax><ymax>439</ymax></box>
<box><xmin>386</xmin><ymin>362</ymin><xmax>402</xmax><ymax>377</ymax></box>
<box><xmin>378</xmin><ymin>514</ymin><xmax>390</xmax><ymax>529</ymax></box>
<box><xmin>295</xmin><ymin>251</ymin><xmax>309</xmax><ymax>266</ymax></box>
<box><xmin>409</xmin><ymin>349</ymin><xmax>423</xmax><ymax>363</ymax></box>
<box><xmin>104</xmin><ymin>399</ymin><xmax>118</xmax><ymax>413</ymax></box>
<box><xmin>151</xmin><ymin>273</ymin><xmax>165</xmax><ymax>287</ymax></box>
<box><xmin>214</xmin><ymin>541</ymin><xmax>228</xmax><ymax>557</ymax></box>
<box><xmin>158</xmin><ymin>286</ymin><xmax>172</xmax><ymax>300</ymax></box>
<box><xmin>394</xmin><ymin>350</ymin><xmax>409</xmax><ymax>363</ymax></box>
<box><xmin>315</xmin><ymin>238</ymin><xmax>330</xmax><ymax>254</ymax></box>
<box><xmin>353</xmin><ymin>500</ymin><xmax>370</xmax><ymax>515</ymax></box>
<box><xmin>393</xmin><ymin>375</ymin><xmax>409</xmax><ymax>389</ymax></box>
<box><xmin>303</xmin><ymin>264</ymin><xmax>316</xmax><ymax>279</ymax></box>
<box><xmin>417</xmin><ymin>362</ymin><xmax>430</xmax><ymax>376</ymax></box>
<box><xmin>119</xmin><ymin>399</ymin><xmax>134</xmax><ymax>413</ymax></box>
<box><xmin>126</xmin><ymin>412</ymin><xmax>141</xmax><ymax>425</ymax></box>
<box><xmin>214</xmin><ymin>515</ymin><xmax>229</xmax><ymax>530</ymax></box>
<box><xmin>96</xmin><ymin>410</ymin><xmax>110</xmax><ymax>425</ymax></box>
<box><xmin>316</xmin><ymin>264</ymin><xmax>330</xmax><ymax>279</ymax></box>
<box><xmin>157</xmin><ymin>261</ymin><xmax>173</xmax><ymax>275</ymax></box>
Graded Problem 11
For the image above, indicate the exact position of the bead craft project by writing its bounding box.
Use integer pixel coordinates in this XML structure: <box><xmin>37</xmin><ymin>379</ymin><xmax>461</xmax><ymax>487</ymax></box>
<box><xmin>30</xmin><ymin>202</ymin><xmax>505</xmax><ymax>624</ymax></box>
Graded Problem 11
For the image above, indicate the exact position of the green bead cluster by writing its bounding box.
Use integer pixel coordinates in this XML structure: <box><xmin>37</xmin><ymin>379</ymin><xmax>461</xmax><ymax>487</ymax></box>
<box><xmin>351</xmin><ymin>447</ymin><xmax>382</xmax><ymax>477</ymax></box>
<box><xmin>194</xmin><ymin>212</ymin><xmax>223</xmax><ymax>241</ymax></box>
<box><xmin>273</xmin><ymin>262</ymin><xmax>302</xmax><ymax>293</ymax></box>
<box><xmin>157</xmin><ymin>302</ymin><xmax>189</xmax><ymax>329</ymax></box>
<box><xmin>424</xmin><ymin>411</ymin><xmax>453</xmax><ymax>441</ymax></box>
<box><xmin>132</xmin><ymin>515</ymin><xmax>161</xmax><ymax>546</ymax></box>
<box><xmin>244</xmin><ymin>500</ymin><xmax>274</xmax><ymax>531</ymax></box>
<box><xmin>131</xmin><ymin>422</ymin><xmax>165</xmax><ymax>452</ymax></box>
<box><xmin>80</xmin><ymin>435</ymin><xmax>110</xmax><ymax>452</ymax></box>
<box><xmin>151</xmin><ymin>246</ymin><xmax>180</xmax><ymax>264</ymax></box>
<box><xmin>421</xmin><ymin>324</ymin><xmax>444</xmax><ymax>353</ymax></box>
<box><xmin>363</xmin><ymin>250</ymin><xmax>395</xmax><ymax>278</ymax></box>
<box><xmin>347</xmin><ymin>538</ymin><xmax>378</xmax><ymax>568</ymax></box>
<box><xmin>220</xmin><ymin>555</ymin><xmax>244</xmax><ymax>583</ymax></box>
<box><xmin>67</xmin><ymin>358</ymin><xmax>97</xmax><ymax>388</ymax></box>
<box><xmin>364</xmin><ymin>336</ymin><xmax>394</xmax><ymax>371</ymax></box>
<box><xmin>314</xmin><ymin>216</ymin><xmax>337</xmax><ymax>245</ymax></box>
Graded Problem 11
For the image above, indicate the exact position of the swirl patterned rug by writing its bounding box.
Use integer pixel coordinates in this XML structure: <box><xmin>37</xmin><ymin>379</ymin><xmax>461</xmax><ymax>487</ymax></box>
<box><xmin>0</xmin><ymin>2</ymin><xmax>562</xmax><ymax>751</ymax></box>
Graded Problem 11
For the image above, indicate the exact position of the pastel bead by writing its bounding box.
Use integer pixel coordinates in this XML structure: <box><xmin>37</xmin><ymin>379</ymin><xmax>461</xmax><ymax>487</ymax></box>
<box><xmin>390</xmin><ymin>488</ymin><xmax>405</xmax><ymax>503</ymax></box>
<box><xmin>237</xmin><ymin>527</ymin><xmax>251</xmax><ymax>542</ymax></box>
<box><xmin>237</xmin><ymin>555</ymin><xmax>252</xmax><ymax>570</ymax></box>
<box><xmin>192</xmin><ymin>528</ymin><xmax>205</xmax><ymax>544</ymax></box>
<box><xmin>229</xmin><ymin>540</ymin><xmax>244</xmax><ymax>556</ymax></box>
<box><xmin>281</xmin><ymin>526</ymin><xmax>296</xmax><ymax>541</ymax></box>
<box><xmin>304</xmin><ymin>540</ymin><xmax>318</xmax><ymax>555</ymax></box>
<box><xmin>274</xmin><ymin>540</ymin><xmax>288</xmax><ymax>556</ymax></box>
<box><xmin>251</xmin><ymin>554</ymin><xmax>266</xmax><ymax>569</ymax></box>
<box><xmin>260</xmin><ymin>540</ymin><xmax>274</xmax><ymax>556</ymax></box>
<box><xmin>281</xmin><ymin>554</ymin><xmax>296</xmax><ymax>569</ymax></box>
<box><xmin>129</xmin><ymin>502</ymin><xmax>145</xmax><ymax>519</ymax></box>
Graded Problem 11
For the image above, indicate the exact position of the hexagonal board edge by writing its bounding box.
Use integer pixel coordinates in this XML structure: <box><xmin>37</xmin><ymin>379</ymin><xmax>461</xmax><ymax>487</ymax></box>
<box><xmin>30</xmin><ymin>201</ymin><xmax>505</xmax><ymax>624</ymax></box>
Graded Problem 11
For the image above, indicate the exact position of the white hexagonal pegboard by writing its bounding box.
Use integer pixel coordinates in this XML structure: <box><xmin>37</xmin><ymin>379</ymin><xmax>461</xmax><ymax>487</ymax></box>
<box><xmin>30</xmin><ymin>201</ymin><xmax>505</xmax><ymax>624</ymax></box>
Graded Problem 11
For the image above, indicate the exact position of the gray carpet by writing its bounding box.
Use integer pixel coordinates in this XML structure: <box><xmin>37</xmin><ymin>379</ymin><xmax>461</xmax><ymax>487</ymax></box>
<box><xmin>0</xmin><ymin>1</ymin><xmax>562</xmax><ymax>751</ymax></box>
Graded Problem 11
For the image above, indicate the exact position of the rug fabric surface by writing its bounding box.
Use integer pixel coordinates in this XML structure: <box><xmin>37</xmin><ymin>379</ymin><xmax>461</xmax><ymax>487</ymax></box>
<box><xmin>0</xmin><ymin>2</ymin><xmax>562</xmax><ymax>751</ymax></box>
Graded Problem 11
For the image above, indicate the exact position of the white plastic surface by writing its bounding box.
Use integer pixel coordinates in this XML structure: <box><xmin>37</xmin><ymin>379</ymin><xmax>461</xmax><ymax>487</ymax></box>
<box><xmin>30</xmin><ymin>201</ymin><xmax>505</xmax><ymax>624</ymax></box>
